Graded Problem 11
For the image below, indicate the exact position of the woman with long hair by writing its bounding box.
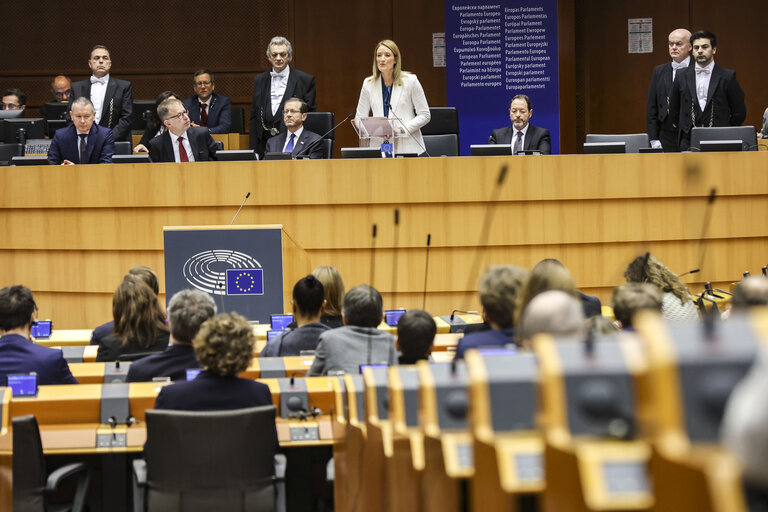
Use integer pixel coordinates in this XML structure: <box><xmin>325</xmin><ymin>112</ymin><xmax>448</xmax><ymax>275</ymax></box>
<box><xmin>624</xmin><ymin>253</ymin><xmax>699</xmax><ymax>322</ymax></box>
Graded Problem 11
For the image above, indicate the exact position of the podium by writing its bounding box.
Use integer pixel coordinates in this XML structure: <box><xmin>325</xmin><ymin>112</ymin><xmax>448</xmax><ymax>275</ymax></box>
<box><xmin>353</xmin><ymin>116</ymin><xmax>409</xmax><ymax>155</ymax></box>
<box><xmin>163</xmin><ymin>224</ymin><xmax>310</xmax><ymax>323</ymax></box>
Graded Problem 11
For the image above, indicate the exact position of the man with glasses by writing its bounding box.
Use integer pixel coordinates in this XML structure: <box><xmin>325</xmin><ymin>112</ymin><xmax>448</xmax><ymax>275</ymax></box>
<box><xmin>249</xmin><ymin>36</ymin><xmax>317</xmax><ymax>158</ymax></box>
<box><xmin>182</xmin><ymin>69</ymin><xmax>232</xmax><ymax>134</ymax></box>
<box><xmin>646</xmin><ymin>28</ymin><xmax>692</xmax><ymax>152</ymax></box>
<box><xmin>48</xmin><ymin>97</ymin><xmax>115</xmax><ymax>165</ymax></box>
<box><xmin>69</xmin><ymin>45</ymin><xmax>133</xmax><ymax>141</ymax></box>
<box><xmin>1</xmin><ymin>88</ymin><xmax>26</xmax><ymax>113</ymax></box>
<box><xmin>51</xmin><ymin>75</ymin><xmax>72</xmax><ymax>103</ymax></box>
<box><xmin>265</xmin><ymin>97</ymin><xmax>324</xmax><ymax>158</ymax></box>
<box><xmin>148</xmin><ymin>98</ymin><xmax>217</xmax><ymax>163</ymax></box>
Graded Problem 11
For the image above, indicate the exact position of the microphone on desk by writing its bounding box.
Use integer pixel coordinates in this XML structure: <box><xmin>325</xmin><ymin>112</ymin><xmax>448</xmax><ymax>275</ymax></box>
<box><xmin>391</xmin><ymin>209</ymin><xmax>400</xmax><ymax>309</ymax></box>
<box><xmin>696</xmin><ymin>188</ymin><xmax>717</xmax><ymax>272</ymax></box>
<box><xmin>450</xmin><ymin>310</ymin><xmax>479</xmax><ymax>322</ymax></box>
<box><xmin>464</xmin><ymin>164</ymin><xmax>509</xmax><ymax>292</ymax></box>
<box><xmin>678</xmin><ymin>268</ymin><xmax>700</xmax><ymax>278</ymax></box>
<box><xmin>230</xmin><ymin>191</ymin><xmax>251</xmax><ymax>225</ymax></box>
<box><xmin>422</xmin><ymin>233</ymin><xmax>431</xmax><ymax>310</ymax></box>
<box><xmin>370</xmin><ymin>223</ymin><xmax>377</xmax><ymax>287</ymax></box>
<box><xmin>295</xmin><ymin>113</ymin><xmax>354</xmax><ymax>158</ymax></box>
<box><xmin>385</xmin><ymin>102</ymin><xmax>431</xmax><ymax>157</ymax></box>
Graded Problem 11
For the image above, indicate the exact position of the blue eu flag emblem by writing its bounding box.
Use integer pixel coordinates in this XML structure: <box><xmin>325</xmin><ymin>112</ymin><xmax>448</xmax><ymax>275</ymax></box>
<box><xmin>226</xmin><ymin>269</ymin><xmax>264</xmax><ymax>295</ymax></box>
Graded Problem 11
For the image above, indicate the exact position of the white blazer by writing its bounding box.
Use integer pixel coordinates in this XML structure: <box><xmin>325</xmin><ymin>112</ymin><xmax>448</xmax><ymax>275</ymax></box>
<box><xmin>355</xmin><ymin>72</ymin><xmax>431</xmax><ymax>155</ymax></box>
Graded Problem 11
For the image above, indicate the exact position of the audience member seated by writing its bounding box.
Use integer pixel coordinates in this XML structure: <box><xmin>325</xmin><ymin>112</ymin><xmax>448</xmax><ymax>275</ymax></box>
<box><xmin>0</xmin><ymin>285</ymin><xmax>77</xmax><ymax>385</ymax></box>
<box><xmin>308</xmin><ymin>285</ymin><xmax>397</xmax><ymax>375</ymax></box>
<box><xmin>488</xmin><ymin>94</ymin><xmax>551</xmax><ymax>154</ymax></box>
<box><xmin>47</xmin><ymin>97</ymin><xmax>115</xmax><ymax>165</ymax></box>
<box><xmin>723</xmin><ymin>275</ymin><xmax>768</xmax><ymax>319</ymax></box>
<box><xmin>312</xmin><ymin>265</ymin><xmax>345</xmax><ymax>328</ymax></box>
<box><xmin>611</xmin><ymin>282</ymin><xmax>663</xmax><ymax>330</ymax></box>
<box><xmin>265</xmin><ymin>97</ymin><xmax>324</xmax><ymax>159</ymax></box>
<box><xmin>96</xmin><ymin>275</ymin><xmax>170</xmax><ymax>362</ymax></box>
<box><xmin>624</xmin><ymin>253</ymin><xmax>699</xmax><ymax>323</ymax></box>
<box><xmin>396</xmin><ymin>309</ymin><xmax>436</xmax><ymax>364</ymax></box>
<box><xmin>182</xmin><ymin>69</ymin><xmax>232</xmax><ymax>134</ymax></box>
<box><xmin>134</xmin><ymin>90</ymin><xmax>178</xmax><ymax>153</ymax></box>
<box><xmin>127</xmin><ymin>289</ymin><xmax>216</xmax><ymax>382</ymax></box>
<box><xmin>148</xmin><ymin>98</ymin><xmax>218</xmax><ymax>162</ymax></box>
<box><xmin>51</xmin><ymin>75</ymin><xmax>72</xmax><ymax>103</ymax></box>
<box><xmin>539</xmin><ymin>258</ymin><xmax>602</xmax><ymax>317</ymax></box>
<box><xmin>154</xmin><ymin>312</ymin><xmax>273</xmax><ymax>411</ymax></box>
<box><xmin>516</xmin><ymin>259</ymin><xmax>580</xmax><ymax>326</ymax></box>
<box><xmin>2</xmin><ymin>88</ymin><xmax>26</xmax><ymax>113</ymax></box>
<box><xmin>519</xmin><ymin>290</ymin><xmax>587</xmax><ymax>347</ymax></box>
<box><xmin>91</xmin><ymin>265</ymin><xmax>160</xmax><ymax>345</ymax></box>
<box><xmin>261</xmin><ymin>274</ymin><xmax>329</xmax><ymax>357</ymax></box>
<box><xmin>454</xmin><ymin>265</ymin><xmax>529</xmax><ymax>359</ymax></box>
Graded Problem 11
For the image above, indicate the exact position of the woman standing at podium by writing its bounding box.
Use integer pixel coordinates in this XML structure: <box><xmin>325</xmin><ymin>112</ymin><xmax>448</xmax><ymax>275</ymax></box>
<box><xmin>354</xmin><ymin>39</ymin><xmax>431</xmax><ymax>156</ymax></box>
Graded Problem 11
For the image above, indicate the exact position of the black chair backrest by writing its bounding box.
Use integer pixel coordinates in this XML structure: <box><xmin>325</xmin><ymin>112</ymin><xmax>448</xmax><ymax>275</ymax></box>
<box><xmin>321</xmin><ymin>138</ymin><xmax>333</xmax><ymax>159</ymax></box>
<box><xmin>12</xmin><ymin>415</ymin><xmax>47</xmax><ymax>512</ymax></box>
<box><xmin>117</xmin><ymin>351</ymin><xmax>159</xmax><ymax>362</ymax></box>
<box><xmin>423</xmin><ymin>134</ymin><xmax>459</xmax><ymax>157</ymax></box>
<box><xmin>585</xmin><ymin>133</ymin><xmax>649</xmax><ymax>154</ymax></box>
<box><xmin>144</xmin><ymin>405</ymin><xmax>278</xmax><ymax>511</ymax></box>
<box><xmin>40</xmin><ymin>102</ymin><xmax>69</xmax><ymax>121</ymax></box>
<box><xmin>114</xmin><ymin>141</ymin><xmax>131</xmax><ymax>155</ymax></box>
<box><xmin>0</xmin><ymin>143</ymin><xmax>22</xmax><ymax>165</ymax></box>
<box><xmin>131</xmin><ymin>101</ymin><xmax>156</xmax><ymax>131</ymax></box>
<box><xmin>421</xmin><ymin>107</ymin><xmax>459</xmax><ymax>135</ymax></box>
<box><xmin>303</xmin><ymin>112</ymin><xmax>335</xmax><ymax>139</ymax></box>
<box><xmin>230</xmin><ymin>107</ymin><xmax>245</xmax><ymax>134</ymax></box>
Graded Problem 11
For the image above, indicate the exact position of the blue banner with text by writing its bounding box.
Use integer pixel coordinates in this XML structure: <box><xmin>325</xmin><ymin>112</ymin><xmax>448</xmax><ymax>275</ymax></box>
<box><xmin>445</xmin><ymin>0</ymin><xmax>559</xmax><ymax>155</ymax></box>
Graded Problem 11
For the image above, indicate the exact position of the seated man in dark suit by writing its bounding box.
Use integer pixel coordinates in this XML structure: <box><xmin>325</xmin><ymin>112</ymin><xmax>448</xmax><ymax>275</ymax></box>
<box><xmin>48</xmin><ymin>97</ymin><xmax>115</xmax><ymax>165</ymax></box>
<box><xmin>396</xmin><ymin>310</ymin><xmax>436</xmax><ymax>364</ymax></box>
<box><xmin>182</xmin><ymin>69</ymin><xmax>232</xmax><ymax>134</ymax></box>
<box><xmin>265</xmin><ymin>97</ymin><xmax>324</xmax><ymax>159</ymax></box>
<box><xmin>69</xmin><ymin>45</ymin><xmax>133</xmax><ymax>141</ymax></box>
<box><xmin>488</xmin><ymin>94</ymin><xmax>551</xmax><ymax>154</ymax></box>
<box><xmin>127</xmin><ymin>289</ymin><xmax>216</xmax><ymax>382</ymax></box>
<box><xmin>260</xmin><ymin>274</ymin><xmax>330</xmax><ymax>357</ymax></box>
<box><xmin>454</xmin><ymin>265</ymin><xmax>528</xmax><ymax>360</ymax></box>
<box><xmin>148</xmin><ymin>98</ymin><xmax>218</xmax><ymax>163</ymax></box>
<box><xmin>0</xmin><ymin>285</ymin><xmax>78</xmax><ymax>386</ymax></box>
<box><xmin>154</xmin><ymin>312</ymin><xmax>273</xmax><ymax>411</ymax></box>
<box><xmin>2</xmin><ymin>88</ymin><xmax>26</xmax><ymax>113</ymax></box>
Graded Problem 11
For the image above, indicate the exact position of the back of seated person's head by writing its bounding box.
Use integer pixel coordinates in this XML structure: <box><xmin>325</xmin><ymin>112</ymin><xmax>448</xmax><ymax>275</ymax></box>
<box><xmin>478</xmin><ymin>265</ymin><xmax>529</xmax><ymax>329</ymax></box>
<box><xmin>612</xmin><ymin>282</ymin><xmax>663</xmax><ymax>328</ymax></box>
<box><xmin>311</xmin><ymin>265</ymin><xmax>345</xmax><ymax>317</ymax></box>
<box><xmin>293</xmin><ymin>274</ymin><xmax>325</xmax><ymax>318</ymax></box>
<box><xmin>0</xmin><ymin>285</ymin><xmax>36</xmax><ymax>332</ymax></box>
<box><xmin>128</xmin><ymin>265</ymin><xmax>159</xmax><ymax>296</ymax></box>
<box><xmin>396</xmin><ymin>310</ymin><xmax>436</xmax><ymax>361</ymax></box>
<box><xmin>342</xmin><ymin>284</ymin><xmax>383</xmax><ymax>328</ymax></box>
<box><xmin>193</xmin><ymin>312</ymin><xmax>254</xmax><ymax>377</ymax></box>
<box><xmin>730</xmin><ymin>276</ymin><xmax>768</xmax><ymax>312</ymax></box>
<box><xmin>112</xmin><ymin>275</ymin><xmax>168</xmax><ymax>347</ymax></box>
<box><xmin>520</xmin><ymin>290</ymin><xmax>586</xmax><ymax>343</ymax></box>
<box><xmin>624</xmin><ymin>253</ymin><xmax>691</xmax><ymax>304</ymax></box>
<box><xmin>516</xmin><ymin>260</ymin><xmax>578</xmax><ymax>325</ymax></box>
<box><xmin>167</xmin><ymin>289</ymin><xmax>217</xmax><ymax>344</ymax></box>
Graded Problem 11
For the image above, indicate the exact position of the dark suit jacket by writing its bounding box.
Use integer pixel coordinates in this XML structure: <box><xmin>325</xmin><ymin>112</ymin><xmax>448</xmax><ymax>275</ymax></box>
<box><xmin>70</xmin><ymin>76</ymin><xmax>133</xmax><ymax>141</ymax></box>
<box><xmin>265</xmin><ymin>127</ymin><xmax>324</xmax><ymax>159</ymax></box>
<box><xmin>454</xmin><ymin>328</ymin><xmax>515</xmax><ymax>360</ymax></box>
<box><xmin>488</xmin><ymin>124</ymin><xmax>551</xmax><ymax>154</ymax></box>
<box><xmin>668</xmin><ymin>63</ymin><xmax>746</xmax><ymax>148</ymax></box>
<box><xmin>646</xmin><ymin>59</ymin><xmax>693</xmax><ymax>150</ymax></box>
<box><xmin>182</xmin><ymin>92</ymin><xmax>232</xmax><ymax>134</ymax></box>
<box><xmin>96</xmin><ymin>332</ymin><xmax>170</xmax><ymax>362</ymax></box>
<box><xmin>580</xmin><ymin>292</ymin><xmax>602</xmax><ymax>318</ymax></box>
<box><xmin>249</xmin><ymin>67</ymin><xmax>317</xmax><ymax>156</ymax></box>
<box><xmin>47</xmin><ymin>123</ymin><xmax>114</xmax><ymax>165</ymax></box>
<box><xmin>154</xmin><ymin>371</ymin><xmax>273</xmax><ymax>411</ymax></box>
<box><xmin>0</xmin><ymin>334</ymin><xmax>78</xmax><ymax>385</ymax></box>
<box><xmin>90</xmin><ymin>320</ymin><xmax>114</xmax><ymax>345</ymax></box>
<box><xmin>147</xmin><ymin>127</ymin><xmax>218</xmax><ymax>163</ymax></box>
<box><xmin>126</xmin><ymin>344</ymin><xmax>201</xmax><ymax>382</ymax></box>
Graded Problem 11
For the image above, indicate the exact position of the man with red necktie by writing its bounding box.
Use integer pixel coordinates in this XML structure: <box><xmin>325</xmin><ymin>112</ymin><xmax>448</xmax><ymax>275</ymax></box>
<box><xmin>147</xmin><ymin>98</ymin><xmax>218</xmax><ymax>163</ymax></box>
<box><xmin>182</xmin><ymin>69</ymin><xmax>232</xmax><ymax>134</ymax></box>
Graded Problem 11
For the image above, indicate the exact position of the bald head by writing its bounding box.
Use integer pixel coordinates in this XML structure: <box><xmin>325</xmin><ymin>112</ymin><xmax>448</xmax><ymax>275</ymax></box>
<box><xmin>668</xmin><ymin>28</ymin><xmax>692</xmax><ymax>63</ymax></box>
<box><xmin>52</xmin><ymin>75</ymin><xmax>72</xmax><ymax>103</ymax></box>
<box><xmin>520</xmin><ymin>290</ymin><xmax>586</xmax><ymax>343</ymax></box>
<box><xmin>731</xmin><ymin>276</ymin><xmax>768</xmax><ymax>312</ymax></box>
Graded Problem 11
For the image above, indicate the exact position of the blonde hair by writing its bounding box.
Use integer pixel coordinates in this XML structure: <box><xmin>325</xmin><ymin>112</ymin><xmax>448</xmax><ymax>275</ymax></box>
<box><xmin>370</xmin><ymin>39</ymin><xmax>404</xmax><ymax>86</ymax></box>
<box><xmin>193</xmin><ymin>313</ymin><xmax>254</xmax><ymax>377</ymax></box>
<box><xmin>516</xmin><ymin>260</ymin><xmax>579</xmax><ymax>325</ymax></box>
<box><xmin>311</xmin><ymin>265</ymin><xmax>345</xmax><ymax>317</ymax></box>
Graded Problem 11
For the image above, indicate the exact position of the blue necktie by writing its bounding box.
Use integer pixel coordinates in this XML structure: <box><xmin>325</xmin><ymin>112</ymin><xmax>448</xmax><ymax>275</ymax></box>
<box><xmin>285</xmin><ymin>133</ymin><xmax>295</xmax><ymax>153</ymax></box>
<box><xmin>79</xmin><ymin>134</ymin><xmax>87</xmax><ymax>163</ymax></box>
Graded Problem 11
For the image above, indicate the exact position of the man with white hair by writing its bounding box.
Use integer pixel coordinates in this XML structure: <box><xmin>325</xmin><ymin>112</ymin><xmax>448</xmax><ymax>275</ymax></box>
<box><xmin>519</xmin><ymin>289</ymin><xmax>586</xmax><ymax>345</ymax></box>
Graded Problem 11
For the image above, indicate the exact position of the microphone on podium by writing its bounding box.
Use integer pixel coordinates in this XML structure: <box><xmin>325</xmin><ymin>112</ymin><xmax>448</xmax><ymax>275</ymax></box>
<box><xmin>370</xmin><ymin>223</ymin><xmax>378</xmax><ymax>287</ymax></box>
<box><xmin>422</xmin><ymin>234</ymin><xmax>431</xmax><ymax>310</ymax></box>
<box><xmin>385</xmin><ymin>102</ymin><xmax>431</xmax><ymax>157</ymax></box>
<box><xmin>230</xmin><ymin>192</ymin><xmax>251</xmax><ymax>225</ymax></box>
<box><xmin>295</xmin><ymin>113</ymin><xmax>354</xmax><ymax>158</ymax></box>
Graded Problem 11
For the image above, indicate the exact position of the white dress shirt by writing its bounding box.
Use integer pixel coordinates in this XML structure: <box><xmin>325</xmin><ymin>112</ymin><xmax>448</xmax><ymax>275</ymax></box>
<box><xmin>90</xmin><ymin>74</ymin><xmax>109</xmax><ymax>123</ymax></box>
<box><xmin>510</xmin><ymin>124</ymin><xmax>529</xmax><ymax>154</ymax></box>
<box><xmin>172</xmin><ymin>130</ymin><xmax>196</xmax><ymax>162</ymax></box>
<box><xmin>270</xmin><ymin>66</ymin><xmax>290</xmax><ymax>116</ymax></box>
<box><xmin>282</xmin><ymin>126</ymin><xmax>303</xmax><ymax>152</ymax></box>
<box><xmin>671</xmin><ymin>56</ymin><xmax>690</xmax><ymax>82</ymax></box>
<box><xmin>695</xmin><ymin>61</ymin><xmax>715</xmax><ymax>111</ymax></box>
